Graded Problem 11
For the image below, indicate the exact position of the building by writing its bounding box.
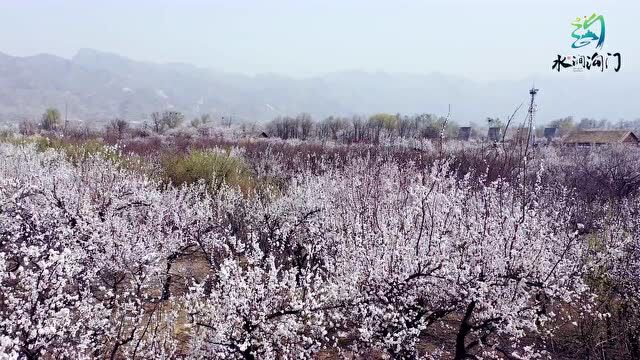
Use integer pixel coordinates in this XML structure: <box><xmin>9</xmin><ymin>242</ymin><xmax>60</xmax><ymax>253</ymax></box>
<box><xmin>543</xmin><ymin>127</ymin><xmax>558</xmax><ymax>141</ymax></box>
<box><xmin>562</xmin><ymin>130</ymin><xmax>639</xmax><ymax>146</ymax></box>
<box><xmin>487</xmin><ymin>127</ymin><xmax>501</xmax><ymax>142</ymax></box>
<box><xmin>458</xmin><ymin>127</ymin><xmax>472</xmax><ymax>141</ymax></box>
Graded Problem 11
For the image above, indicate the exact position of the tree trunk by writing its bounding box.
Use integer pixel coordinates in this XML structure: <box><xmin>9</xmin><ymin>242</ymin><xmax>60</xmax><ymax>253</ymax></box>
<box><xmin>454</xmin><ymin>301</ymin><xmax>476</xmax><ymax>360</ymax></box>
<box><xmin>161</xmin><ymin>253</ymin><xmax>178</xmax><ymax>300</ymax></box>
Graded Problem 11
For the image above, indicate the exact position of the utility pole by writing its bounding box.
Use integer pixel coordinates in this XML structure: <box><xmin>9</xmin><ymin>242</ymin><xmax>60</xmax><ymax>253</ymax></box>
<box><xmin>526</xmin><ymin>86</ymin><xmax>538</xmax><ymax>145</ymax></box>
<box><xmin>520</xmin><ymin>86</ymin><xmax>539</xmax><ymax>220</ymax></box>
<box><xmin>64</xmin><ymin>101</ymin><xmax>68</xmax><ymax>132</ymax></box>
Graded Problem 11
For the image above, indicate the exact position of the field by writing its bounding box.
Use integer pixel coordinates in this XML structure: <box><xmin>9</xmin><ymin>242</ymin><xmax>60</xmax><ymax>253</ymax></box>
<box><xmin>2</xmin><ymin>127</ymin><xmax>640</xmax><ymax>359</ymax></box>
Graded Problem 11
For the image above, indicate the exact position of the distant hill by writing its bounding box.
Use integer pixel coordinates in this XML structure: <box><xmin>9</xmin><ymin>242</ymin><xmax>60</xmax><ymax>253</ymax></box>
<box><xmin>0</xmin><ymin>48</ymin><xmax>637</xmax><ymax>125</ymax></box>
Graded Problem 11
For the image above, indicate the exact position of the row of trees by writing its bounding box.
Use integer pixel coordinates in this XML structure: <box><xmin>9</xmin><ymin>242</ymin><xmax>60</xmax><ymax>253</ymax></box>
<box><xmin>19</xmin><ymin>109</ymin><xmax>232</xmax><ymax>137</ymax></box>
<box><xmin>548</xmin><ymin>116</ymin><xmax>640</xmax><ymax>134</ymax></box>
<box><xmin>18</xmin><ymin>109</ymin><xmax>190</xmax><ymax>136</ymax></box>
<box><xmin>267</xmin><ymin>112</ymin><xmax>459</xmax><ymax>143</ymax></box>
<box><xmin>266</xmin><ymin>114</ymin><xmax>640</xmax><ymax>143</ymax></box>
<box><xmin>16</xmin><ymin>107</ymin><xmax>640</xmax><ymax>146</ymax></box>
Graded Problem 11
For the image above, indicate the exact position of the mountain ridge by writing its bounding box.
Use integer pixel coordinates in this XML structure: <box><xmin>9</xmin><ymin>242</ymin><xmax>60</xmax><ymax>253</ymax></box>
<box><xmin>0</xmin><ymin>48</ymin><xmax>637</xmax><ymax>125</ymax></box>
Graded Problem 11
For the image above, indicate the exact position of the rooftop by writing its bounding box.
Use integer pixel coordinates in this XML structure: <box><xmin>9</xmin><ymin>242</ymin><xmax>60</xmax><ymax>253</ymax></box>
<box><xmin>562</xmin><ymin>130</ymin><xmax>638</xmax><ymax>144</ymax></box>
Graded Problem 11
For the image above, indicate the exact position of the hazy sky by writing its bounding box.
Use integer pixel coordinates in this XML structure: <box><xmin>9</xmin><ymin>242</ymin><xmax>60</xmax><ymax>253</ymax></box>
<box><xmin>0</xmin><ymin>0</ymin><xmax>636</xmax><ymax>80</ymax></box>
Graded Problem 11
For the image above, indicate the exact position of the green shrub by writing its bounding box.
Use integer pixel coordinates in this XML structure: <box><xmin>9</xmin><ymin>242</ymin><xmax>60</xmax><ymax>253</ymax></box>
<box><xmin>0</xmin><ymin>130</ymin><xmax>14</xmax><ymax>141</ymax></box>
<box><xmin>33</xmin><ymin>137</ymin><xmax>124</xmax><ymax>165</ymax></box>
<box><xmin>161</xmin><ymin>150</ymin><xmax>254</xmax><ymax>192</ymax></box>
<box><xmin>1</xmin><ymin>135</ymin><xmax>141</xmax><ymax>170</ymax></box>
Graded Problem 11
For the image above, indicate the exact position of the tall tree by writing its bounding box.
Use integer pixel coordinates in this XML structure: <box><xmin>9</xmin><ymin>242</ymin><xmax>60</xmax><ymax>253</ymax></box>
<box><xmin>40</xmin><ymin>107</ymin><xmax>62</xmax><ymax>131</ymax></box>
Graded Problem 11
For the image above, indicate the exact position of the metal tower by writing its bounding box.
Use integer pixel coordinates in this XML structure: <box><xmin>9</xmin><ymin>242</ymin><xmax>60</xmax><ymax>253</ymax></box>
<box><xmin>526</xmin><ymin>86</ymin><xmax>539</xmax><ymax>144</ymax></box>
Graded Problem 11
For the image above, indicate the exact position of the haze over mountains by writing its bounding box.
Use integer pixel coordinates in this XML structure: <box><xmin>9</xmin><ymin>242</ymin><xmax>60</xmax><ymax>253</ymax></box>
<box><xmin>0</xmin><ymin>48</ymin><xmax>637</xmax><ymax>126</ymax></box>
